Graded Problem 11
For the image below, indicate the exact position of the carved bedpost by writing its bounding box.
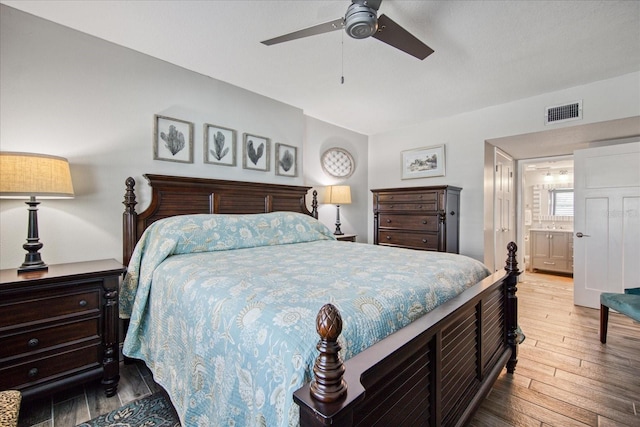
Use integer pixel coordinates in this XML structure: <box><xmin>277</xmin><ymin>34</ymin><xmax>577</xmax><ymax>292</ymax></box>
<box><xmin>311</xmin><ymin>190</ymin><xmax>319</xmax><ymax>219</ymax></box>
<box><xmin>122</xmin><ymin>177</ymin><xmax>137</xmax><ymax>267</ymax></box>
<box><xmin>504</xmin><ymin>241</ymin><xmax>520</xmax><ymax>373</ymax></box>
<box><xmin>310</xmin><ymin>304</ymin><xmax>347</xmax><ymax>403</ymax></box>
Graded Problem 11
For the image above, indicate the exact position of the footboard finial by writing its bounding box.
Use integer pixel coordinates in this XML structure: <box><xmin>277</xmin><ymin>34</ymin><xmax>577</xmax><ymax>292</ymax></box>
<box><xmin>310</xmin><ymin>303</ymin><xmax>347</xmax><ymax>403</ymax></box>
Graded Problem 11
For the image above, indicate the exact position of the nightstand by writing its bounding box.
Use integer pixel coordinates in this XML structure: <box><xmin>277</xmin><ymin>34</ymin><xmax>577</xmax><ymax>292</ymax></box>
<box><xmin>335</xmin><ymin>234</ymin><xmax>357</xmax><ymax>242</ymax></box>
<box><xmin>0</xmin><ymin>259</ymin><xmax>125</xmax><ymax>400</ymax></box>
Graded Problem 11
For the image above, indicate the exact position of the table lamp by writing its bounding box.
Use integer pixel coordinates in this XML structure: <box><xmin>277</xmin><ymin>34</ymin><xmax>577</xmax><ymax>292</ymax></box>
<box><xmin>324</xmin><ymin>185</ymin><xmax>351</xmax><ymax>235</ymax></box>
<box><xmin>0</xmin><ymin>152</ymin><xmax>75</xmax><ymax>272</ymax></box>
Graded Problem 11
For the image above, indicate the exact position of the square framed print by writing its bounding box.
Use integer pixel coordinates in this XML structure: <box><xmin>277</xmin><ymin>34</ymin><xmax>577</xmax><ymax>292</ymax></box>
<box><xmin>401</xmin><ymin>144</ymin><xmax>446</xmax><ymax>179</ymax></box>
<box><xmin>275</xmin><ymin>143</ymin><xmax>297</xmax><ymax>177</ymax></box>
<box><xmin>204</xmin><ymin>123</ymin><xmax>236</xmax><ymax>166</ymax></box>
<box><xmin>153</xmin><ymin>114</ymin><xmax>194</xmax><ymax>163</ymax></box>
<box><xmin>242</xmin><ymin>133</ymin><xmax>270</xmax><ymax>171</ymax></box>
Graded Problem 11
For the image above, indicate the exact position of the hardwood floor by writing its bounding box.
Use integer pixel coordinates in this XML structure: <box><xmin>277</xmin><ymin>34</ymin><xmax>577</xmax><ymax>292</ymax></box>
<box><xmin>16</xmin><ymin>272</ymin><xmax>639</xmax><ymax>426</ymax></box>
<box><xmin>16</xmin><ymin>361</ymin><xmax>162</xmax><ymax>427</ymax></box>
<box><xmin>472</xmin><ymin>272</ymin><xmax>640</xmax><ymax>427</ymax></box>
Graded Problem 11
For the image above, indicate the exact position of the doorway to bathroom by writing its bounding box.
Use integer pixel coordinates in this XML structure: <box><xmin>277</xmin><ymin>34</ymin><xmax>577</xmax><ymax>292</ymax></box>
<box><xmin>519</xmin><ymin>155</ymin><xmax>574</xmax><ymax>275</ymax></box>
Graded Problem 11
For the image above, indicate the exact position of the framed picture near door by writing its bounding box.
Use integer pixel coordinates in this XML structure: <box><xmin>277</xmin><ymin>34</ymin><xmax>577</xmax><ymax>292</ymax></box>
<box><xmin>401</xmin><ymin>144</ymin><xmax>445</xmax><ymax>179</ymax></box>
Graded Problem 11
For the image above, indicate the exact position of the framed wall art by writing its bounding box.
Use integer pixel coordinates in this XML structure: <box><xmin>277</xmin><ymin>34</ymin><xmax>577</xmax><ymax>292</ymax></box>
<box><xmin>401</xmin><ymin>144</ymin><xmax>446</xmax><ymax>179</ymax></box>
<box><xmin>321</xmin><ymin>147</ymin><xmax>355</xmax><ymax>178</ymax></box>
<box><xmin>204</xmin><ymin>123</ymin><xmax>236</xmax><ymax>166</ymax></box>
<box><xmin>153</xmin><ymin>114</ymin><xmax>194</xmax><ymax>163</ymax></box>
<box><xmin>242</xmin><ymin>133</ymin><xmax>270</xmax><ymax>171</ymax></box>
<box><xmin>275</xmin><ymin>143</ymin><xmax>297</xmax><ymax>177</ymax></box>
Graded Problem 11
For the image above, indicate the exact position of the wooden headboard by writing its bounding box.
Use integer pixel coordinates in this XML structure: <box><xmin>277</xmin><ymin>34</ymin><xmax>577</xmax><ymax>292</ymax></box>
<box><xmin>122</xmin><ymin>174</ymin><xmax>318</xmax><ymax>266</ymax></box>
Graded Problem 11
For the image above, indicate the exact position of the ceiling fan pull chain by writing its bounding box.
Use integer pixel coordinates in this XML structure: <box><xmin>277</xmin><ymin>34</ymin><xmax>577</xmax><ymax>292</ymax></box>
<box><xmin>341</xmin><ymin>30</ymin><xmax>345</xmax><ymax>84</ymax></box>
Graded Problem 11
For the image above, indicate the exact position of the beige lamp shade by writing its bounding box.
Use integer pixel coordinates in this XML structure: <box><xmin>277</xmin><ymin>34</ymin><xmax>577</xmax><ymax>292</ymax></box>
<box><xmin>324</xmin><ymin>185</ymin><xmax>351</xmax><ymax>205</ymax></box>
<box><xmin>0</xmin><ymin>152</ymin><xmax>74</xmax><ymax>198</ymax></box>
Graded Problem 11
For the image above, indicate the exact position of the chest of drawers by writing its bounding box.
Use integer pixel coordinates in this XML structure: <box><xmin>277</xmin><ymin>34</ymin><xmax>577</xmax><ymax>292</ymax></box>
<box><xmin>372</xmin><ymin>186</ymin><xmax>462</xmax><ymax>253</ymax></box>
<box><xmin>0</xmin><ymin>260</ymin><xmax>125</xmax><ymax>400</ymax></box>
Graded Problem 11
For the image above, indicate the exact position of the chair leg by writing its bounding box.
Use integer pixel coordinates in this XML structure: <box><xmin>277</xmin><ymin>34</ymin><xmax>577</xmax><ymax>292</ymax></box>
<box><xmin>600</xmin><ymin>304</ymin><xmax>609</xmax><ymax>344</ymax></box>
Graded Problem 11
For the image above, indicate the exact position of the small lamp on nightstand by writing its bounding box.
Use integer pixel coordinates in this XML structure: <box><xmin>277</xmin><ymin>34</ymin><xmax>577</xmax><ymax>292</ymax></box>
<box><xmin>324</xmin><ymin>185</ymin><xmax>351</xmax><ymax>235</ymax></box>
<box><xmin>0</xmin><ymin>152</ymin><xmax>75</xmax><ymax>273</ymax></box>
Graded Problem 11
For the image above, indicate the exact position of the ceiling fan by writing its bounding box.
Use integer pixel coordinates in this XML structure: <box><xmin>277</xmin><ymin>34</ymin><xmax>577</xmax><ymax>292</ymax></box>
<box><xmin>261</xmin><ymin>0</ymin><xmax>434</xmax><ymax>60</ymax></box>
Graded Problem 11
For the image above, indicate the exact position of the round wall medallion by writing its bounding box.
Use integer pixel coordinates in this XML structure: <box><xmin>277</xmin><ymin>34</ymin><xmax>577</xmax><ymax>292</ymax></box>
<box><xmin>321</xmin><ymin>148</ymin><xmax>355</xmax><ymax>178</ymax></box>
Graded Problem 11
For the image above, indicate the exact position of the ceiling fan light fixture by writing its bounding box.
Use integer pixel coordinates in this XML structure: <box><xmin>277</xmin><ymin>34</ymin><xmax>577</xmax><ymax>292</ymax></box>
<box><xmin>344</xmin><ymin>4</ymin><xmax>378</xmax><ymax>39</ymax></box>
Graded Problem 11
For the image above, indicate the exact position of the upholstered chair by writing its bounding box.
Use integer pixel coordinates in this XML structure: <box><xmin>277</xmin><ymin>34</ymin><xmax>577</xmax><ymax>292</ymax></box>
<box><xmin>600</xmin><ymin>288</ymin><xmax>640</xmax><ymax>343</ymax></box>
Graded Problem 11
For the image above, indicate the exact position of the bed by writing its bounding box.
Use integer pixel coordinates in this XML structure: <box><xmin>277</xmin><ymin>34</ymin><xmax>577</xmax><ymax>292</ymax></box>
<box><xmin>119</xmin><ymin>174</ymin><xmax>520</xmax><ymax>426</ymax></box>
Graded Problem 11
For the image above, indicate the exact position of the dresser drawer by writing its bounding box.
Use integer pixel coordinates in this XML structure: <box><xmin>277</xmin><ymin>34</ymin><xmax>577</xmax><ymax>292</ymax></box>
<box><xmin>1</xmin><ymin>289</ymin><xmax>100</xmax><ymax>328</ymax></box>
<box><xmin>0</xmin><ymin>318</ymin><xmax>100</xmax><ymax>359</ymax></box>
<box><xmin>379</xmin><ymin>214</ymin><xmax>439</xmax><ymax>231</ymax></box>
<box><xmin>378</xmin><ymin>231</ymin><xmax>439</xmax><ymax>250</ymax></box>
<box><xmin>377</xmin><ymin>201</ymin><xmax>438</xmax><ymax>211</ymax></box>
<box><xmin>0</xmin><ymin>344</ymin><xmax>101</xmax><ymax>390</ymax></box>
<box><xmin>376</xmin><ymin>191</ymin><xmax>439</xmax><ymax>203</ymax></box>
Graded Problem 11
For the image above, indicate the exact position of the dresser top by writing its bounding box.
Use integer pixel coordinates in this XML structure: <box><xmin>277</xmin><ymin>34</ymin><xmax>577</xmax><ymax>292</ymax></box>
<box><xmin>371</xmin><ymin>185</ymin><xmax>462</xmax><ymax>193</ymax></box>
<box><xmin>0</xmin><ymin>259</ymin><xmax>125</xmax><ymax>287</ymax></box>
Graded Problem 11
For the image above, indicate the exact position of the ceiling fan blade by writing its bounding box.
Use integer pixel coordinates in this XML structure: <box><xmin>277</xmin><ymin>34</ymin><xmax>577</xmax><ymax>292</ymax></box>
<box><xmin>372</xmin><ymin>14</ymin><xmax>434</xmax><ymax>60</ymax></box>
<box><xmin>261</xmin><ymin>18</ymin><xmax>345</xmax><ymax>46</ymax></box>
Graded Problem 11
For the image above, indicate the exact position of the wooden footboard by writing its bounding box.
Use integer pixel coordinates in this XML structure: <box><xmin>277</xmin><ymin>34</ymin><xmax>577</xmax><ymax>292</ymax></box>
<box><xmin>294</xmin><ymin>243</ymin><xmax>519</xmax><ymax>427</ymax></box>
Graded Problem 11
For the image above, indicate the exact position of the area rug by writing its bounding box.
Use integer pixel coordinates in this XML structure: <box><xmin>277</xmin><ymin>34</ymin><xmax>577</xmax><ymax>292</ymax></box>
<box><xmin>76</xmin><ymin>393</ymin><xmax>180</xmax><ymax>427</ymax></box>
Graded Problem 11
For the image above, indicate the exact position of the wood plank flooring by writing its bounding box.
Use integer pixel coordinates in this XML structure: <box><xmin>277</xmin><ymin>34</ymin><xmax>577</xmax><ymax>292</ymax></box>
<box><xmin>15</xmin><ymin>272</ymin><xmax>640</xmax><ymax>426</ymax></box>
<box><xmin>471</xmin><ymin>272</ymin><xmax>640</xmax><ymax>427</ymax></box>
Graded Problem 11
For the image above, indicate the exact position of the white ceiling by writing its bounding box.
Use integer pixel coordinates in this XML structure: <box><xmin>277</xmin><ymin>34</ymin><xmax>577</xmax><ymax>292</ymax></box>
<box><xmin>2</xmin><ymin>0</ymin><xmax>639</xmax><ymax>138</ymax></box>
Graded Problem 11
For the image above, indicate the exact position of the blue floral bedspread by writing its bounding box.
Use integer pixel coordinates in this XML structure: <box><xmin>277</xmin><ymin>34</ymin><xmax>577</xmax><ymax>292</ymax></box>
<box><xmin>120</xmin><ymin>212</ymin><xmax>490</xmax><ymax>426</ymax></box>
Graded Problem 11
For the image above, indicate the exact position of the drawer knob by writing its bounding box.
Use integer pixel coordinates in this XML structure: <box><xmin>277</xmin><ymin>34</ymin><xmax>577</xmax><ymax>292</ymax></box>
<box><xmin>422</xmin><ymin>239</ymin><xmax>428</xmax><ymax>243</ymax></box>
<box><xmin>386</xmin><ymin>235</ymin><xmax>391</xmax><ymax>240</ymax></box>
<box><xmin>28</xmin><ymin>367</ymin><xmax>39</xmax><ymax>378</ymax></box>
<box><xmin>418</xmin><ymin>205</ymin><xmax>422</xmax><ymax>209</ymax></box>
<box><xmin>28</xmin><ymin>338</ymin><xmax>40</xmax><ymax>348</ymax></box>
<box><xmin>422</xmin><ymin>220</ymin><xmax>427</xmax><ymax>224</ymax></box>
<box><xmin>386</xmin><ymin>219</ymin><xmax>392</xmax><ymax>223</ymax></box>
<box><xmin>79</xmin><ymin>299</ymin><xmax>88</xmax><ymax>307</ymax></box>
<box><xmin>450</xmin><ymin>211</ymin><xmax>456</xmax><ymax>216</ymax></box>
<box><xmin>389</xmin><ymin>205</ymin><xmax>394</xmax><ymax>208</ymax></box>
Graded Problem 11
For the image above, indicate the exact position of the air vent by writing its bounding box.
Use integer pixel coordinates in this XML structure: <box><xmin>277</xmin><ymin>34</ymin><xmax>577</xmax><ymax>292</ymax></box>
<box><xmin>545</xmin><ymin>100</ymin><xmax>582</xmax><ymax>125</ymax></box>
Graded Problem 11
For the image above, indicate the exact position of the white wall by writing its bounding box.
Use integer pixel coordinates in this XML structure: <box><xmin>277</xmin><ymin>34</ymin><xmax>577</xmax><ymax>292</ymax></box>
<box><xmin>304</xmin><ymin>117</ymin><xmax>368</xmax><ymax>241</ymax></box>
<box><xmin>0</xmin><ymin>6</ymin><xmax>367</xmax><ymax>269</ymax></box>
<box><xmin>369</xmin><ymin>71</ymin><xmax>640</xmax><ymax>261</ymax></box>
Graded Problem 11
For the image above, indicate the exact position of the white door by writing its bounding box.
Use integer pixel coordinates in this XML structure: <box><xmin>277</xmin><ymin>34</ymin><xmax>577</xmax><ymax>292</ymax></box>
<box><xmin>494</xmin><ymin>149</ymin><xmax>515</xmax><ymax>271</ymax></box>
<box><xmin>573</xmin><ymin>142</ymin><xmax>640</xmax><ymax>308</ymax></box>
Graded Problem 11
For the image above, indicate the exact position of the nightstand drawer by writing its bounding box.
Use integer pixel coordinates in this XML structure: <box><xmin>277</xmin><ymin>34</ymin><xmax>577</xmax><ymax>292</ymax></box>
<box><xmin>0</xmin><ymin>318</ymin><xmax>100</xmax><ymax>359</ymax></box>
<box><xmin>0</xmin><ymin>344</ymin><xmax>101</xmax><ymax>390</ymax></box>
<box><xmin>378</xmin><ymin>231</ymin><xmax>439</xmax><ymax>250</ymax></box>
<box><xmin>379</xmin><ymin>214</ymin><xmax>439</xmax><ymax>231</ymax></box>
<box><xmin>1</xmin><ymin>289</ymin><xmax>100</xmax><ymax>327</ymax></box>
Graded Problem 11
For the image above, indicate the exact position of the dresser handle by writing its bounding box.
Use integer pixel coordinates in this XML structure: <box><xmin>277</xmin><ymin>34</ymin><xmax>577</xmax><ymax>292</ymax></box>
<box><xmin>28</xmin><ymin>338</ymin><xmax>39</xmax><ymax>348</ymax></box>
<box><xmin>389</xmin><ymin>205</ymin><xmax>394</xmax><ymax>208</ymax></box>
<box><xmin>450</xmin><ymin>211</ymin><xmax>455</xmax><ymax>216</ymax></box>
<box><xmin>418</xmin><ymin>205</ymin><xmax>422</xmax><ymax>209</ymax></box>
<box><xmin>386</xmin><ymin>235</ymin><xmax>391</xmax><ymax>240</ymax></box>
<box><xmin>79</xmin><ymin>299</ymin><xmax>88</xmax><ymax>307</ymax></box>
<box><xmin>386</xmin><ymin>219</ymin><xmax>392</xmax><ymax>223</ymax></box>
<box><xmin>422</xmin><ymin>220</ymin><xmax>427</xmax><ymax>224</ymax></box>
<box><xmin>422</xmin><ymin>238</ymin><xmax>428</xmax><ymax>243</ymax></box>
<box><xmin>28</xmin><ymin>367</ymin><xmax>39</xmax><ymax>378</ymax></box>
